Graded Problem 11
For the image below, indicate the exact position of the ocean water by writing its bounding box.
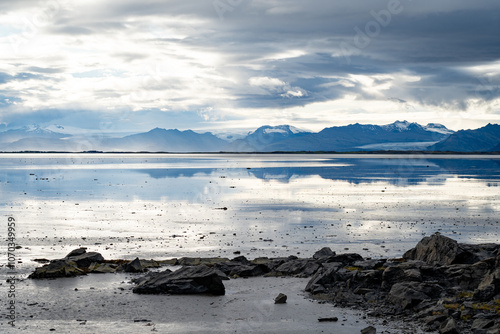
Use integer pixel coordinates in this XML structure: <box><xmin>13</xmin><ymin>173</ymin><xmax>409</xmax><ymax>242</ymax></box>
<box><xmin>0</xmin><ymin>153</ymin><xmax>498</xmax><ymax>265</ymax></box>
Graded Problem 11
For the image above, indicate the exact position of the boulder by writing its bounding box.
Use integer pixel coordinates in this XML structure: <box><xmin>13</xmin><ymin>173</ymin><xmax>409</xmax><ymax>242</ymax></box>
<box><xmin>404</xmin><ymin>233</ymin><xmax>480</xmax><ymax>266</ymax></box>
<box><xmin>65</xmin><ymin>248</ymin><xmax>87</xmax><ymax>258</ymax></box>
<box><xmin>66</xmin><ymin>252</ymin><xmax>105</xmax><ymax>268</ymax></box>
<box><xmin>133</xmin><ymin>265</ymin><xmax>225</xmax><ymax>295</ymax></box>
<box><xmin>472</xmin><ymin>318</ymin><xmax>495</xmax><ymax>331</ymax></box>
<box><xmin>360</xmin><ymin>326</ymin><xmax>376</xmax><ymax>334</ymax></box>
<box><xmin>28</xmin><ymin>259</ymin><xmax>85</xmax><ymax>279</ymax></box>
<box><xmin>122</xmin><ymin>257</ymin><xmax>144</xmax><ymax>273</ymax></box>
<box><xmin>313</xmin><ymin>247</ymin><xmax>336</xmax><ymax>261</ymax></box>
<box><xmin>439</xmin><ymin>317</ymin><xmax>459</xmax><ymax>334</ymax></box>
<box><xmin>305</xmin><ymin>262</ymin><xmax>344</xmax><ymax>292</ymax></box>
<box><xmin>387</xmin><ymin>282</ymin><xmax>441</xmax><ymax>310</ymax></box>
<box><xmin>274</xmin><ymin>293</ymin><xmax>287</xmax><ymax>304</ymax></box>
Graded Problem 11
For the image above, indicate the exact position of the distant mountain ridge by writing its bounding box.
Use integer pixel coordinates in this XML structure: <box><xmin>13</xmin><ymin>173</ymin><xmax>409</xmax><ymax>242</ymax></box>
<box><xmin>224</xmin><ymin>125</ymin><xmax>312</xmax><ymax>152</ymax></box>
<box><xmin>428</xmin><ymin>123</ymin><xmax>500</xmax><ymax>152</ymax></box>
<box><xmin>0</xmin><ymin>121</ymin><xmax>498</xmax><ymax>153</ymax></box>
<box><xmin>261</xmin><ymin>121</ymin><xmax>452</xmax><ymax>152</ymax></box>
<box><xmin>102</xmin><ymin>128</ymin><xmax>227</xmax><ymax>152</ymax></box>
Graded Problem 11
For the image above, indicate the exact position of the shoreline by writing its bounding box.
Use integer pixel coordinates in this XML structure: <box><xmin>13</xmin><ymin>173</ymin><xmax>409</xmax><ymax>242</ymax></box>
<box><xmin>11</xmin><ymin>233</ymin><xmax>500</xmax><ymax>333</ymax></box>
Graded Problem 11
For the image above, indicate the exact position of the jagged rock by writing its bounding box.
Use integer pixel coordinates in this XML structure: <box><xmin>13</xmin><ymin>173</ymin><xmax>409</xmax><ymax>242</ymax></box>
<box><xmin>472</xmin><ymin>318</ymin><xmax>495</xmax><ymax>331</ymax></box>
<box><xmin>28</xmin><ymin>259</ymin><xmax>85</xmax><ymax>279</ymax></box>
<box><xmin>353</xmin><ymin>259</ymin><xmax>386</xmax><ymax>270</ymax></box>
<box><xmin>252</xmin><ymin>257</ymin><xmax>286</xmax><ymax>271</ymax></box>
<box><xmin>122</xmin><ymin>257</ymin><xmax>144</xmax><ymax>273</ymax></box>
<box><xmin>360</xmin><ymin>326</ymin><xmax>376</xmax><ymax>334</ymax></box>
<box><xmin>229</xmin><ymin>264</ymin><xmax>269</xmax><ymax>278</ymax></box>
<box><xmin>439</xmin><ymin>317</ymin><xmax>458</xmax><ymax>334</ymax></box>
<box><xmin>403</xmin><ymin>233</ymin><xmax>486</xmax><ymax>266</ymax></box>
<box><xmin>404</xmin><ymin>233</ymin><xmax>460</xmax><ymax>265</ymax></box>
<box><xmin>387</xmin><ymin>282</ymin><xmax>441</xmax><ymax>310</ymax></box>
<box><xmin>305</xmin><ymin>262</ymin><xmax>344</xmax><ymax>292</ymax></box>
<box><xmin>473</xmin><ymin>268</ymin><xmax>500</xmax><ymax>301</ymax></box>
<box><xmin>423</xmin><ymin>314</ymin><xmax>448</xmax><ymax>332</ymax></box>
<box><xmin>89</xmin><ymin>262</ymin><xmax>117</xmax><ymax>273</ymax></box>
<box><xmin>313</xmin><ymin>247</ymin><xmax>336</xmax><ymax>260</ymax></box>
<box><xmin>274</xmin><ymin>293</ymin><xmax>287</xmax><ymax>304</ymax></box>
<box><xmin>66</xmin><ymin>252</ymin><xmax>105</xmax><ymax>268</ymax></box>
<box><xmin>271</xmin><ymin>258</ymin><xmax>320</xmax><ymax>277</ymax></box>
<box><xmin>444</xmin><ymin>260</ymin><xmax>492</xmax><ymax>291</ymax></box>
<box><xmin>214</xmin><ymin>258</ymin><xmax>267</xmax><ymax>277</ymax></box>
<box><xmin>326</xmin><ymin>253</ymin><xmax>364</xmax><ymax>265</ymax></box>
<box><xmin>177</xmin><ymin>257</ymin><xmax>230</xmax><ymax>266</ymax></box>
<box><xmin>133</xmin><ymin>265</ymin><xmax>225</xmax><ymax>295</ymax></box>
<box><xmin>65</xmin><ymin>248</ymin><xmax>87</xmax><ymax>258</ymax></box>
<box><xmin>232</xmin><ymin>255</ymin><xmax>251</xmax><ymax>264</ymax></box>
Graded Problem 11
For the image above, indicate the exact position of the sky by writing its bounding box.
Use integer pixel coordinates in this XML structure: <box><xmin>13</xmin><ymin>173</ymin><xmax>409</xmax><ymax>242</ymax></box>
<box><xmin>1</xmin><ymin>0</ymin><xmax>500</xmax><ymax>136</ymax></box>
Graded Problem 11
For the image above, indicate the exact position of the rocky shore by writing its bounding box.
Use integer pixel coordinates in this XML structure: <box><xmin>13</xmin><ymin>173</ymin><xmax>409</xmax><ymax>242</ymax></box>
<box><xmin>28</xmin><ymin>233</ymin><xmax>500</xmax><ymax>333</ymax></box>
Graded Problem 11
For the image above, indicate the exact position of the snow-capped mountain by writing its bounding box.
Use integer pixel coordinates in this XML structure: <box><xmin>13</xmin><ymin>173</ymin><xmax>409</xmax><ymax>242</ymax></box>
<box><xmin>0</xmin><ymin>124</ymin><xmax>69</xmax><ymax>144</ymax></box>
<box><xmin>261</xmin><ymin>121</ymin><xmax>453</xmax><ymax>152</ymax></box>
<box><xmin>223</xmin><ymin>125</ymin><xmax>312</xmax><ymax>152</ymax></box>
<box><xmin>5</xmin><ymin>120</ymin><xmax>500</xmax><ymax>153</ymax></box>
<box><xmin>424</xmin><ymin>123</ymin><xmax>455</xmax><ymax>135</ymax></box>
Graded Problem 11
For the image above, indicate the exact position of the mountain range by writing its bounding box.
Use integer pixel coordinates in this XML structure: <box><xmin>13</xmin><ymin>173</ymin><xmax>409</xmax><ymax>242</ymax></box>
<box><xmin>0</xmin><ymin>121</ymin><xmax>498</xmax><ymax>153</ymax></box>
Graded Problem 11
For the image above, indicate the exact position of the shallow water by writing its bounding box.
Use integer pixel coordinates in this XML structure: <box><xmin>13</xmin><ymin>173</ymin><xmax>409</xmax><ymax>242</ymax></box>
<box><xmin>1</xmin><ymin>153</ymin><xmax>499</xmax><ymax>332</ymax></box>
<box><xmin>0</xmin><ymin>153</ymin><xmax>499</xmax><ymax>263</ymax></box>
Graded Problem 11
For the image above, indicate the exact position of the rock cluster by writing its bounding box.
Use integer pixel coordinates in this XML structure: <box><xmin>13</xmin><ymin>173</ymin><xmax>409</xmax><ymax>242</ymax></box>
<box><xmin>28</xmin><ymin>248</ymin><xmax>160</xmax><ymax>278</ymax></box>
<box><xmin>28</xmin><ymin>233</ymin><xmax>500</xmax><ymax>333</ymax></box>
<box><xmin>29</xmin><ymin>248</ymin><xmax>105</xmax><ymax>278</ymax></box>
<box><xmin>306</xmin><ymin>233</ymin><xmax>500</xmax><ymax>334</ymax></box>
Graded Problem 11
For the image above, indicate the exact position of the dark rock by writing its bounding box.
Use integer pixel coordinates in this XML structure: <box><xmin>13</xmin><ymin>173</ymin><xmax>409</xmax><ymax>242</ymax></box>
<box><xmin>122</xmin><ymin>257</ymin><xmax>144</xmax><ymax>273</ymax></box>
<box><xmin>472</xmin><ymin>318</ymin><xmax>495</xmax><ymax>330</ymax></box>
<box><xmin>404</xmin><ymin>233</ymin><xmax>481</xmax><ymax>266</ymax></box>
<box><xmin>229</xmin><ymin>264</ymin><xmax>270</xmax><ymax>278</ymax></box>
<box><xmin>28</xmin><ymin>259</ymin><xmax>85</xmax><ymax>279</ymax></box>
<box><xmin>313</xmin><ymin>247</ymin><xmax>336</xmax><ymax>260</ymax></box>
<box><xmin>232</xmin><ymin>256</ymin><xmax>251</xmax><ymax>264</ymax></box>
<box><xmin>66</xmin><ymin>252</ymin><xmax>105</xmax><ymax>268</ymax></box>
<box><xmin>133</xmin><ymin>265</ymin><xmax>225</xmax><ymax>295</ymax></box>
<box><xmin>387</xmin><ymin>282</ymin><xmax>441</xmax><ymax>310</ymax></box>
<box><xmin>318</xmin><ymin>317</ymin><xmax>338</xmax><ymax>322</ymax></box>
<box><xmin>326</xmin><ymin>253</ymin><xmax>364</xmax><ymax>265</ymax></box>
<box><xmin>272</xmin><ymin>259</ymin><xmax>320</xmax><ymax>277</ymax></box>
<box><xmin>65</xmin><ymin>248</ymin><xmax>87</xmax><ymax>258</ymax></box>
<box><xmin>353</xmin><ymin>259</ymin><xmax>386</xmax><ymax>270</ymax></box>
<box><xmin>89</xmin><ymin>263</ymin><xmax>117</xmax><ymax>273</ymax></box>
<box><xmin>473</xmin><ymin>268</ymin><xmax>500</xmax><ymax>301</ymax></box>
<box><xmin>177</xmin><ymin>257</ymin><xmax>230</xmax><ymax>266</ymax></box>
<box><xmin>274</xmin><ymin>293</ymin><xmax>287</xmax><ymax>304</ymax></box>
<box><xmin>360</xmin><ymin>326</ymin><xmax>376</xmax><ymax>334</ymax></box>
<box><xmin>439</xmin><ymin>317</ymin><xmax>459</xmax><ymax>334</ymax></box>
<box><xmin>305</xmin><ymin>262</ymin><xmax>344</xmax><ymax>292</ymax></box>
<box><xmin>423</xmin><ymin>314</ymin><xmax>448</xmax><ymax>332</ymax></box>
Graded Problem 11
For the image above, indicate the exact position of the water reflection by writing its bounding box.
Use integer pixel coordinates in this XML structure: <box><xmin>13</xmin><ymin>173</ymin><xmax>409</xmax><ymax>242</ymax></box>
<box><xmin>0</xmin><ymin>154</ymin><xmax>498</xmax><ymax>261</ymax></box>
<box><xmin>0</xmin><ymin>155</ymin><xmax>499</xmax><ymax>203</ymax></box>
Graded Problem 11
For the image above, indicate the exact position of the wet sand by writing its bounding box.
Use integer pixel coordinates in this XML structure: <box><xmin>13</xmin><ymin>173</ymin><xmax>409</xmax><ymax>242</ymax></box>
<box><xmin>5</xmin><ymin>271</ymin><xmax>429</xmax><ymax>333</ymax></box>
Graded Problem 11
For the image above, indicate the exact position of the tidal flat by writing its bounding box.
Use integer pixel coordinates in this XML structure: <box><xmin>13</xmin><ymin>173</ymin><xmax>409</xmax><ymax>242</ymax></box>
<box><xmin>0</xmin><ymin>153</ymin><xmax>499</xmax><ymax>333</ymax></box>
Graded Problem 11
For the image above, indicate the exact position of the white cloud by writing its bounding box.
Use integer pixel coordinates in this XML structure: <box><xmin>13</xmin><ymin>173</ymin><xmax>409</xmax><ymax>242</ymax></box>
<box><xmin>0</xmin><ymin>0</ymin><xmax>499</xmax><ymax>133</ymax></box>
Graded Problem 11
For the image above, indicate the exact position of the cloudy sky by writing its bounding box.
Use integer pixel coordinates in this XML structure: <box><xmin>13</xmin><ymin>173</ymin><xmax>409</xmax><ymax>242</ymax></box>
<box><xmin>1</xmin><ymin>0</ymin><xmax>500</xmax><ymax>135</ymax></box>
